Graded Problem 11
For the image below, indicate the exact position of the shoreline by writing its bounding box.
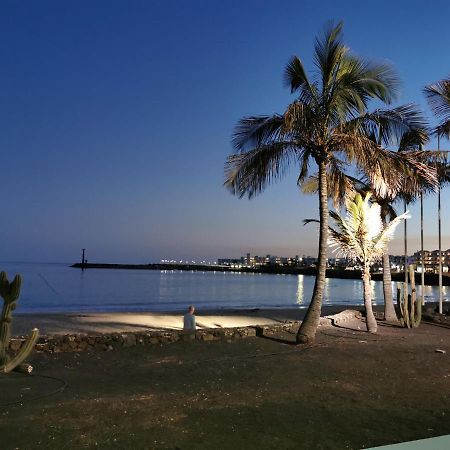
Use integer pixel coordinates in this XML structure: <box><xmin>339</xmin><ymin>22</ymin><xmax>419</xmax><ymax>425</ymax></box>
<box><xmin>70</xmin><ymin>262</ymin><xmax>450</xmax><ymax>286</ymax></box>
<box><xmin>12</xmin><ymin>301</ymin><xmax>449</xmax><ymax>337</ymax></box>
<box><xmin>9</xmin><ymin>304</ymin><xmax>388</xmax><ymax>336</ymax></box>
<box><xmin>12</xmin><ymin>305</ymin><xmax>366</xmax><ymax>336</ymax></box>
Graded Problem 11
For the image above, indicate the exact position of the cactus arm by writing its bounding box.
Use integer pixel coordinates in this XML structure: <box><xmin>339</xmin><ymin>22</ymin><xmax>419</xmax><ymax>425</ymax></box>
<box><xmin>0</xmin><ymin>302</ymin><xmax>13</xmax><ymax>365</ymax></box>
<box><xmin>1</xmin><ymin>328</ymin><xmax>39</xmax><ymax>374</ymax></box>
<box><xmin>0</xmin><ymin>273</ymin><xmax>21</xmax><ymax>365</ymax></box>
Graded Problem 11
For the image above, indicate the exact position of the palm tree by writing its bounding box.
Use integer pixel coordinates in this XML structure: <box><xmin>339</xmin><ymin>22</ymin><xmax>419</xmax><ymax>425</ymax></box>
<box><xmin>225</xmin><ymin>22</ymin><xmax>438</xmax><ymax>344</ymax></box>
<box><xmin>424</xmin><ymin>80</ymin><xmax>450</xmax><ymax>314</ymax></box>
<box><xmin>325</xmin><ymin>193</ymin><xmax>409</xmax><ymax>333</ymax></box>
<box><xmin>301</xmin><ymin>129</ymin><xmax>435</xmax><ymax>323</ymax></box>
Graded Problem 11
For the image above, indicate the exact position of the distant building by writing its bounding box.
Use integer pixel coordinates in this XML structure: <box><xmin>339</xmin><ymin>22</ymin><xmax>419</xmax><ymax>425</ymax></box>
<box><xmin>217</xmin><ymin>258</ymin><xmax>245</xmax><ymax>267</ymax></box>
<box><xmin>389</xmin><ymin>255</ymin><xmax>414</xmax><ymax>271</ymax></box>
<box><xmin>412</xmin><ymin>250</ymin><xmax>450</xmax><ymax>273</ymax></box>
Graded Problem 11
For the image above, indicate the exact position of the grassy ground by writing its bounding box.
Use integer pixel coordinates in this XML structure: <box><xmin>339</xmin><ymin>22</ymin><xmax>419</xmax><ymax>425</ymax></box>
<box><xmin>1</xmin><ymin>320</ymin><xmax>450</xmax><ymax>449</ymax></box>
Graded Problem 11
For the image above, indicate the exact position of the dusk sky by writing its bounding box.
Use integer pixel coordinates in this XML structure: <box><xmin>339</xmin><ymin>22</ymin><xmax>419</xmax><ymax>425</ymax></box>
<box><xmin>1</xmin><ymin>0</ymin><xmax>450</xmax><ymax>264</ymax></box>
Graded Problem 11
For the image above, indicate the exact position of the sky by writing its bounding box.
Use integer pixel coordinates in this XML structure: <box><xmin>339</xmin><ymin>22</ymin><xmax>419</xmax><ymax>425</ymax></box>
<box><xmin>1</xmin><ymin>0</ymin><xmax>450</xmax><ymax>264</ymax></box>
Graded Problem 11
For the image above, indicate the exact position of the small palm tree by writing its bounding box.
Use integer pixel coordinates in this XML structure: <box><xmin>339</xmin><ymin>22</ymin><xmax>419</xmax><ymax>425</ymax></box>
<box><xmin>225</xmin><ymin>22</ymin><xmax>437</xmax><ymax>344</ymax></box>
<box><xmin>325</xmin><ymin>193</ymin><xmax>409</xmax><ymax>333</ymax></box>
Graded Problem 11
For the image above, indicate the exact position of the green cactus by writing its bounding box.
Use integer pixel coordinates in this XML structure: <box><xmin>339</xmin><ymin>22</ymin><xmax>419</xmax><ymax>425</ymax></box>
<box><xmin>396</xmin><ymin>265</ymin><xmax>421</xmax><ymax>328</ymax></box>
<box><xmin>0</xmin><ymin>271</ymin><xmax>39</xmax><ymax>374</ymax></box>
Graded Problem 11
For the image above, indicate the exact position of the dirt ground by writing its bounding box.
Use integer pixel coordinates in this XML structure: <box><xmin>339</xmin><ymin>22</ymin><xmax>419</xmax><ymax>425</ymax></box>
<box><xmin>1</xmin><ymin>319</ymin><xmax>450</xmax><ymax>450</ymax></box>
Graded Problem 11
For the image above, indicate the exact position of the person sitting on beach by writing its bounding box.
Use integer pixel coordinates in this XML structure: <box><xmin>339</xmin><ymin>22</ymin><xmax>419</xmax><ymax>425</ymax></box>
<box><xmin>183</xmin><ymin>305</ymin><xmax>196</xmax><ymax>331</ymax></box>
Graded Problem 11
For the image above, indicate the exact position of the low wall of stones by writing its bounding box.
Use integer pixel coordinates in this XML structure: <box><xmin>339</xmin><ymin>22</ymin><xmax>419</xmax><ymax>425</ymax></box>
<box><xmin>7</xmin><ymin>310</ymin><xmax>367</xmax><ymax>354</ymax></box>
<box><xmin>8</xmin><ymin>326</ymin><xmax>260</xmax><ymax>354</ymax></box>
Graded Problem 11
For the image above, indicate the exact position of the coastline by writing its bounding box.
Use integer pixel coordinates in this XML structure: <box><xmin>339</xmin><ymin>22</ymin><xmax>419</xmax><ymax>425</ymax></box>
<box><xmin>13</xmin><ymin>301</ymin><xmax>448</xmax><ymax>337</ymax></box>
<box><xmin>12</xmin><ymin>304</ymin><xmax>381</xmax><ymax>336</ymax></box>
<box><xmin>71</xmin><ymin>262</ymin><xmax>450</xmax><ymax>286</ymax></box>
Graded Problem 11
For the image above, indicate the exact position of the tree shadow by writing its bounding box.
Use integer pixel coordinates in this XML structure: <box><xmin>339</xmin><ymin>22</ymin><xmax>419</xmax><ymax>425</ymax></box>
<box><xmin>420</xmin><ymin>320</ymin><xmax>450</xmax><ymax>330</ymax></box>
<box><xmin>256</xmin><ymin>333</ymin><xmax>298</xmax><ymax>346</ymax></box>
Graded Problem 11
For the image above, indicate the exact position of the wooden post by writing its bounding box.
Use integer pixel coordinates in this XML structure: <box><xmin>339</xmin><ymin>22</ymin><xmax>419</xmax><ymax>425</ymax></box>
<box><xmin>82</xmin><ymin>249</ymin><xmax>86</xmax><ymax>271</ymax></box>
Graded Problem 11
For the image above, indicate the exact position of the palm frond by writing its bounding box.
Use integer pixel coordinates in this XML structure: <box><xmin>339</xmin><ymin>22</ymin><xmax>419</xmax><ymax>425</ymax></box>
<box><xmin>297</xmin><ymin>149</ymin><xmax>312</xmax><ymax>186</ymax></box>
<box><xmin>284</xmin><ymin>56</ymin><xmax>318</xmax><ymax>105</ymax></box>
<box><xmin>341</xmin><ymin>105</ymin><xmax>428</xmax><ymax>148</ymax></box>
<box><xmin>232</xmin><ymin>115</ymin><xmax>284</xmax><ymax>151</ymax></box>
<box><xmin>328</xmin><ymin>193</ymin><xmax>407</xmax><ymax>265</ymax></box>
<box><xmin>313</xmin><ymin>21</ymin><xmax>346</xmax><ymax>95</ymax></box>
<box><xmin>328</xmin><ymin>57</ymin><xmax>399</xmax><ymax>122</ymax></box>
<box><xmin>424</xmin><ymin>79</ymin><xmax>450</xmax><ymax>120</ymax></box>
<box><xmin>224</xmin><ymin>142</ymin><xmax>300</xmax><ymax>198</ymax></box>
<box><xmin>372</xmin><ymin>210</ymin><xmax>410</xmax><ymax>256</ymax></box>
<box><xmin>300</xmin><ymin>175</ymin><xmax>319</xmax><ymax>194</ymax></box>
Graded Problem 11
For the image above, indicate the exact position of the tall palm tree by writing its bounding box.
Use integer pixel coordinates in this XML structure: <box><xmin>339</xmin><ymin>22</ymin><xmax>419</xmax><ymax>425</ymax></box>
<box><xmin>325</xmin><ymin>193</ymin><xmax>409</xmax><ymax>333</ymax></box>
<box><xmin>424</xmin><ymin>80</ymin><xmax>450</xmax><ymax>314</ymax></box>
<box><xmin>225</xmin><ymin>22</ymin><xmax>438</xmax><ymax>344</ymax></box>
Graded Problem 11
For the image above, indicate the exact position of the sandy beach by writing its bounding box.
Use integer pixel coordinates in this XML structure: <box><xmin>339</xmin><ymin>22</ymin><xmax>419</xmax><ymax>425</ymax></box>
<box><xmin>11</xmin><ymin>305</ymin><xmax>382</xmax><ymax>336</ymax></box>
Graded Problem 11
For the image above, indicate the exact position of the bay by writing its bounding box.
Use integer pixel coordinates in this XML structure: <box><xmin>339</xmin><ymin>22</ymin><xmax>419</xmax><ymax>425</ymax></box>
<box><xmin>0</xmin><ymin>262</ymin><xmax>447</xmax><ymax>313</ymax></box>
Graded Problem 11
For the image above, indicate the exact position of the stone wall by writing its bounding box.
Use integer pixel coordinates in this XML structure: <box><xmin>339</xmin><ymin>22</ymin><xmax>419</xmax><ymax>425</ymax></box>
<box><xmin>7</xmin><ymin>310</ymin><xmax>364</xmax><ymax>354</ymax></box>
<box><xmin>8</xmin><ymin>326</ymin><xmax>258</xmax><ymax>354</ymax></box>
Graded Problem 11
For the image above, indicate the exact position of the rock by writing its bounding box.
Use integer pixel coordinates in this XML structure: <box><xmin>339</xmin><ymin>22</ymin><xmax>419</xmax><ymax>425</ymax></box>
<box><xmin>122</xmin><ymin>333</ymin><xmax>136</xmax><ymax>347</ymax></box>
<box><xmin>180</xmin><ymin>332</ymin><xmax>195</xmax><ymax>342</ymax></box>
<box><xmin>201</xmin><ymin>333</ymin><xmax>215</xmax><ymax>341</ymax></box>
<box><xmin>327</xmin><ymin>309</ymin><xmax>362</xmax><ymax>326</ymax></box>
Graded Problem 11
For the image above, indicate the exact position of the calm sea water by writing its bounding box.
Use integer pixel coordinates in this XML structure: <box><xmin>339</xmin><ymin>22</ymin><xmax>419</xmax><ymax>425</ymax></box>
<box><xmin>0</xmin><ymin>262</ymin><xmax>447</xmax><ymax>314</ymax></box>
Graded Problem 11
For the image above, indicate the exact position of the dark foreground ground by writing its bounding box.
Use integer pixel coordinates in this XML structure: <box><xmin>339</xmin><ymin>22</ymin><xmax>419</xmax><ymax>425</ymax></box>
<box><xmin>1</xmin><ymin>320</ymin><xmax>450</xmax><ymax>450</ymax></box>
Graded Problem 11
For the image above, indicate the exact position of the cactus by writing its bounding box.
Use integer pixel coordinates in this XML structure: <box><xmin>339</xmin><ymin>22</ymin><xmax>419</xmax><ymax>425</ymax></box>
<box><xmin>0</xmin><ymin>271</ymin><xmax>39</xmax><ymax>374</ymax></box>
<box><xmin>396</xmin><ymin>265</ymin><xmax>421</xmax><ymax>328</ymax></box>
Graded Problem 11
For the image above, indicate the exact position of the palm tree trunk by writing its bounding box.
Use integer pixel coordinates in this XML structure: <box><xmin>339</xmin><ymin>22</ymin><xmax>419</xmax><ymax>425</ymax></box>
<box><xmin>420</xmin><ymin>191</ymin><xmax>425</xmax><ymax>306</ymax></box>
<box><xmin>297</xmin><ymin>159</ymin><xmax>328</xmax><ymax>344</ymax></box>
<box><xmin>381</xmin><ymin>215</ymin><xmax>397</xmax><ymax>322</ymax></box>
<box><xmin>382</xmin><ymin>251</ymin><xmax>397</xmax><ymax>322</ymax></box>
<box><xmin>404</xmin><ymin>200</ymin><xmax>408</xmax><ymax>289</ymax></box>
<box><xmin>362</xmin><ymin>264</ymin><xmax>377</xmax><ymax>333</ymax></box>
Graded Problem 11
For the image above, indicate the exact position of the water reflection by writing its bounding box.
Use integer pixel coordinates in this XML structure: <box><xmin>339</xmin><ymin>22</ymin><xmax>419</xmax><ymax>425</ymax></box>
<box><xmin>370</xmin><ymin>280</ymin><xmax>377</xmax><ymax>305</ymax></box>
<box><xmin>296</xmin><ymin>275</ymin><xmax>304</xmax><ymax>305</ymax></box>
<box><xmin>323</xmin><ymin>277</ymin><xmax>330</xmax><ymax>300</ymax></box>
<box><xmin>2</xmin><ymin>261</ymin><xmax>448</xmax><ymax>313</ymax></box>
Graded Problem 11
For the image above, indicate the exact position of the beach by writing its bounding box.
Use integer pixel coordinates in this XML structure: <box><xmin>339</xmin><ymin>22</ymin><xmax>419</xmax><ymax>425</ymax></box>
<box><xmin>11</xmin><ymin>305</ymin><xmax>382</xmax><ymax>336</ymax></box>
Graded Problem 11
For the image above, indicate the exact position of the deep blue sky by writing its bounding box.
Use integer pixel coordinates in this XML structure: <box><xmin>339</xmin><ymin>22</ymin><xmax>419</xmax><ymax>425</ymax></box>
<box><xmin>1</xmin><ymin>0</ymin><xmax>449</xmax><ymax>263</ymax></box>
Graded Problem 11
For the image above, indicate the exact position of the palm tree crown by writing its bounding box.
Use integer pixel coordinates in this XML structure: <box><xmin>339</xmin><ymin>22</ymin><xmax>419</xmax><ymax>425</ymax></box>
<box><xmin>327</xmin><ymin>193</ymin><xmax>409</xmax><ymax>265</ymax></box>
<box><xmin>226</xmin><ymin>22</ymin><xmax>436</xmax><ymax>199</ymax></box>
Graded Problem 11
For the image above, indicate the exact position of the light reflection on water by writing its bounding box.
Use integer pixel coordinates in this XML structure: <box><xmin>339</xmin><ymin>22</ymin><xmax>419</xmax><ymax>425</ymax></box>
<box><xmin>0</xmin><ymin>262</ymin><xmax>447</xmax><ymax>313</ymax></box>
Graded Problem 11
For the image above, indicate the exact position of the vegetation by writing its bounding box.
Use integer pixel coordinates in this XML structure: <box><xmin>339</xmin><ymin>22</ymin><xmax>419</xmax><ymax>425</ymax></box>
<box><xmin>424</xmin><ymin>78</ymin><xmax>450</xmax><ymax>138</ymax></box>
<box><xmin>397</xmin><ymin>265</ymin><xmax>421</xmax><ymax>328</ymax></box>
<box><xmin>225</xmin><ymin>22</ymin><xmax>437</xmax><ymax>343</ymax></box>
<box><xmin>0</xmin><ymin>272</ymin><xmax>39</xmax><ymax>374</ymax></box>
<box><xmin>301</xmin><ymin>127</ymin><xmax>436</xmax><ymax>323</ymax></box>
<box><xmin>324</xmin><ymin>193</ymin><xmax>408</xmax><ymax>333</ymax></box>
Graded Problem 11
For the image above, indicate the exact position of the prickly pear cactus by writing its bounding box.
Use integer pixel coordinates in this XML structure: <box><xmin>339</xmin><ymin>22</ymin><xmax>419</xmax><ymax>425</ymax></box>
<box><xmin>0</xmin><ymin>271</ymin><xmax>39</xmax><ymax>374</ymax></box>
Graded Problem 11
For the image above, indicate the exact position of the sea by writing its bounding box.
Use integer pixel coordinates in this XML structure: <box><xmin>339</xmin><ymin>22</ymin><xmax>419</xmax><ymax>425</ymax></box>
<box><xmin>0</xmin><ymin>262</ymin><xmax>447</xmax><ymax>314</ymax></box>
